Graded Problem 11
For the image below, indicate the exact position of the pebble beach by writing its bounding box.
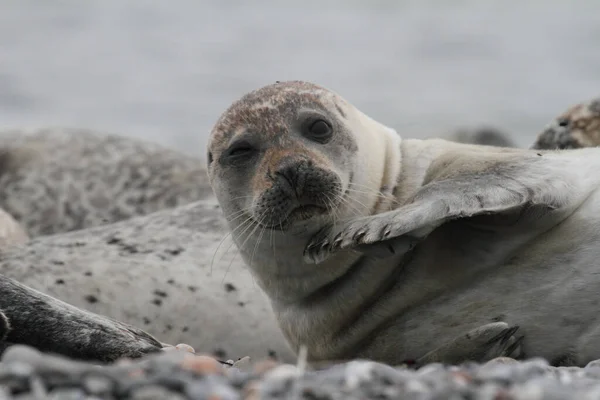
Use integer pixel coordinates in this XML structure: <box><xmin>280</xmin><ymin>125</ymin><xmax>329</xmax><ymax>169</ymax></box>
<box><xmin>4</xmin><ymin>345</ymin><xmax>600</xmax><ymax>399</ymax></box>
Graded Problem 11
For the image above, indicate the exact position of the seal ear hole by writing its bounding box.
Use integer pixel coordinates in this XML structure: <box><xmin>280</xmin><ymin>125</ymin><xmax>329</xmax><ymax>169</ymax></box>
<box><xmin>304</xmin><ymin>119</ymin><xmax>333</xmax><ymax>144</ymax></box>
<box><xmin>207</xmin><ymin>151</ymin><xmax>213</xmax><ymax>165</ymax></box>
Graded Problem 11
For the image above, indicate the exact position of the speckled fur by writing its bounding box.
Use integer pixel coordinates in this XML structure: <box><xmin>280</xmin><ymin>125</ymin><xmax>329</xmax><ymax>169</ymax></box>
<box><xmin>0</xmin><ymin>199</ymin><xmax>295</xmax><ymax>362</ymax></box>
<box><xmin>208</xmin><ymin>81</ymin><xmax>600</xmax><ymax>367</ymax></box>
<box><xmin>0</xmin><ymin>128</ymin><xmax>213</xmax><ymax>237</ymax></box>
<box><xmin>531</xmin><ymin>97</ymin><xmax>600</xmax><ymax>150</ymax></box>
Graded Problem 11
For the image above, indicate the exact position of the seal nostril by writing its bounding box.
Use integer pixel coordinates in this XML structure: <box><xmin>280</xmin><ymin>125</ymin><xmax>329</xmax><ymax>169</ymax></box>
<box><xmin>275</xmin><ymin>163</ymin><xmax>305</xmax><ymax>194</ymax></box>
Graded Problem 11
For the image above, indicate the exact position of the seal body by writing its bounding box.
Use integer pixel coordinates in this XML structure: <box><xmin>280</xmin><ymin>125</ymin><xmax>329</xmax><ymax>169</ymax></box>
<box><xmin>208</xmin><ymin>81</ymin><xmax>600</xmax><ymax>366</ymax></box>
<box><xmin>0</xmin><ymin>199</ymin><xmax>295</xmax><ymax>362</ymax></box>
<box><xmin>0</xmin><ymin>128</ymin><xmax>212</xmax><ymax>237</ymax></box>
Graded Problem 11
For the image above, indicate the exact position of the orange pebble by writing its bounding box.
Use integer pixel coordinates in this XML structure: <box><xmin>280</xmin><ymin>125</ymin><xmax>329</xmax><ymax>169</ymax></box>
<box><xmin>180</xmin><ymin>354</ymin><xmax>223</xmax><ymax>375</ymax></box>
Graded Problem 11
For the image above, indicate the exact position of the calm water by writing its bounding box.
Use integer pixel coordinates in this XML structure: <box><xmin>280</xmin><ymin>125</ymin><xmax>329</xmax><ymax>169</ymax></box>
<box><xmin>2</xmin><ymin>1</ymin><xmax>600</xmax><ymax>156</ymax></box>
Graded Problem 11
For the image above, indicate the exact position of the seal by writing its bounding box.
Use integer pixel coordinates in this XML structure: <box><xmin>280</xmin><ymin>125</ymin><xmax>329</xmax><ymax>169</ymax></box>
<box><xmin>207</xmin><ymin>80</ymin><xmax>600</xmax><ymax>367</ymax></box>
<box><xmin>0</xmin><ymin>127</ymin><xmax>213</xmax><ymax>237</ymax></box>
<box><xmin>531</xmin><ymin>96</ymin><xmax>600</xmax><ymax>150</ymax></box>
<box><xmin>0</xmin><ymin>198</ymin><xmax>295</xmax><ymax>363</ymax></box>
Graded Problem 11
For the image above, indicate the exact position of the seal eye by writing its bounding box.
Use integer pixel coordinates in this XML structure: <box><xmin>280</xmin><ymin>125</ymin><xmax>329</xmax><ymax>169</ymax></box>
<box><xmin>225</xmin><ymin>141</ymin><xmax>256</xmax><ymax>163</ymax></box>
<box><xmin>305</xmin><ymin>119</ymin><xmax>333</xmax><ymax>143</ymax></box>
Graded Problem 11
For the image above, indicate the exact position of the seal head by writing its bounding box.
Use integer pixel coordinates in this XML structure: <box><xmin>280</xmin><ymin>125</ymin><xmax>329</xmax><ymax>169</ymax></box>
<box><xmin>208</xmin><ymin>81</ymin><xmax>401</xmax><ymax>238</ymax></box>
<box><xmin>532</xmin><ymin>97</ymin><xmax>600</xmax><ymax>149</ymax></box>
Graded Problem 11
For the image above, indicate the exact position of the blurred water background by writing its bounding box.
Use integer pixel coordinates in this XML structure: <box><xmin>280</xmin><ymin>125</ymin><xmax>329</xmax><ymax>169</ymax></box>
<box><xmin>1</xmin><ymin>1</ymin><xmax>600</xmax><ymax>157</ymax></box>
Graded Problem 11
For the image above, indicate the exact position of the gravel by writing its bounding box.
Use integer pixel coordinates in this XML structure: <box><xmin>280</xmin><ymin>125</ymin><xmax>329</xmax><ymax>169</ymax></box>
<box><xmin>3</xmin><ymin>345</ymin><xmax>600</xmax><ymax>399</ymax></box>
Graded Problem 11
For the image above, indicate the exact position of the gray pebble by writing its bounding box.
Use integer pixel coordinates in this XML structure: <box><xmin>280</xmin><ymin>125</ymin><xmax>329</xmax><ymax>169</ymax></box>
<box><xmin>46</xmin><ymin>388</ymin><xmax>87</xmax><ymax>400</ymax></box>
<box><xmin>130</xmin><ymin>385</ymin><xmax>186</xmax><ymax>400</ymax></box>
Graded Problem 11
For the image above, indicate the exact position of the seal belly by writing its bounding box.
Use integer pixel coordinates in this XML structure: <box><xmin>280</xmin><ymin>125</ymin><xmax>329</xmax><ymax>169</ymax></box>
<box><xmin>368</xmin><ymin>188</ymin><xmax>600</xmax><ymax>366</ymax></box>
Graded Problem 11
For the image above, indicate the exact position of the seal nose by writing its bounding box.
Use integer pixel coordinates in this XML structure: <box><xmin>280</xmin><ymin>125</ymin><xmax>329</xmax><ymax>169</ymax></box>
<box><xmin>274</xmin><ymin>159</ymin><xmax>309</xmax><ymax>197</ymax></box>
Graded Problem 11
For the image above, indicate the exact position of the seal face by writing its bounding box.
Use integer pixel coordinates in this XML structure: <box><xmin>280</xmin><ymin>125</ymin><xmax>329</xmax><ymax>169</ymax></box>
<box><xmin>208</xmin><ymin>81</ymin><xmax>359</xmax><ymax>232</ymax></box>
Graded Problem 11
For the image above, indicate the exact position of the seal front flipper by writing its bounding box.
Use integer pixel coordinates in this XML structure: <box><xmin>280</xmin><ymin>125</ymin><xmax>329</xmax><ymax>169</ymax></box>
<box><xmin>409</xmin><ymin>322</ymin><xmax>525</xmax><ymax>367</ymax></box>
<box><xmin>304</xmin><ymin>154</ymin><xmax>568</xmax><ymax>264</ymax></box>
<box><xmin>0</xmin><ymin>274</ymin><xmax>162</xmax><ymax>362</ymax></box>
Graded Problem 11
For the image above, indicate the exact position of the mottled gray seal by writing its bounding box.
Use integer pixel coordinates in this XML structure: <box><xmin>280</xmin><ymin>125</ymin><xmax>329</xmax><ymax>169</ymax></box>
<box><xmin>0</xmin><ymin>198</ymin><xmax>295</xmax><ymax>363</ymax></box>
<box><xmin>207</xmin><ymin>80</ymin><xmax>600</xmax><ymax>367</ymax></box>
<box><xmin>0</xmin><ymin>128</ymin><xmax>212</xmax><ymax>237</ymax></box>
<box><xmin>531</xmin><ymin>96</ymin><xmax>600</xmax><ymax>150</ymax></box>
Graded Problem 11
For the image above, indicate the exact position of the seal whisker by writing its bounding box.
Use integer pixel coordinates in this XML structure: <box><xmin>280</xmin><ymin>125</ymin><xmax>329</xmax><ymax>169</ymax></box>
<box><xmin>210</xmin><ymin>209</ymin><xmax>254</xmax><ymax>275</ymax></box>
<box><xmin>331</xmin><ymin>192</ymin><xmax>365</xmax><ymax>218</ymax></box>
<box><xmin>221</xmin><ymin>212</ymin><xmax>264</xmax><ymax>282</ymax></box>
<box><xmin>211</xmin><ymin>210</ymin><xmax>256</xmax><ymax>276</ymax></box>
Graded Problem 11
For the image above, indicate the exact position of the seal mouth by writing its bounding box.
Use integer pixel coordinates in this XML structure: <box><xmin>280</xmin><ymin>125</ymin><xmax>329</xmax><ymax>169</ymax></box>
<box><xmin>261</xmin><ymin>204</ymin><xmax>328</xmax><ymax>231</ymax></box>
<box><xmin>288</xmin><ymin>205</ymin><xmax>327</xmax><ymax>221</ymax></box>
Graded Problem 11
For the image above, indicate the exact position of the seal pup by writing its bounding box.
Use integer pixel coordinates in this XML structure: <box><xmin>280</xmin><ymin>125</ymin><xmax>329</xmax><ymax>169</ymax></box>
<box><xmin>0</xmin><ymin>128</ymin><xmax>213</xmax><ymax>237</ymax></box>
<box><xmin>0</xmin><ymin>198</ymin><xmax>295</xmax><ymax>363</ymax></box>
<box><xmin>208</xmin><ymin>80</ymin><xmax>600</xmax><ymax>367</ymax></box>
<box><xmin>531</xmin><ymin>96</ymin><xmax>600</xmax><ymax>150</ymax></box>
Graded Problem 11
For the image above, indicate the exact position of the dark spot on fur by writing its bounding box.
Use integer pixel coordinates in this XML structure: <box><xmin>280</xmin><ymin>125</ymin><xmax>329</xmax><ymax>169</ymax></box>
<box><xmin>152</xmin><ymin>299</ymin><xmax>162</xmax><ymax>306</ymax></box>
<box><xmin>224</xmin><ymin>283</ymin><xmax>237</xmax><ymax>293</ymax></box>
<box><xmin>84</xmin><ymin>271</ymin><xmax>92</xmax><ymax>276</ymax></box>
<box><xmin>165</xmin><ymin>324</ymin><xmax>173</xmax><ymax>331</ymax></box>
<box><xmin>143</xmin><ymin>317</ymin><xmax>151</xmax><ymax>325</ymax></box>
<box><xmin>238</xmin><ymin>301</ymin><xmax>245</xmax><ymax>307</ymax></box>
<box><xmin>154</xmin><ymin>290</ymin><xmax>168</xmax><ymax>298</ymax></box>
<box><xmin>84</xmin><ymin>295</ymin><xmax>98</xmax><ymax>304</ymax></box>
<box><xmin>557</xmin><ymin>118</ymin><xmax>570</xmax><ymax>127</ymax></box>
<box><xmin>55</xmin><ymin>279</ymin><xmax>65</xmax><ymax>285</ymax></box>
<box><xmin>188</xmin><ymin>286</ymin><xmax>197</xmax><ymax>293</ymax></box>
<box><xmin>165</xmin><ymin>247</ymin><xmax>184</xmax><ymax>256</ymax></box>
<box><xmin>167</xmin><ymin>279</ymin><xmax>175</xmax><ymax>285</ymax></box>
<box><xmin>107</xmin><ymin>237</ymin><xmax>121</xmax><ymax>245</ymax></box>
<box><xmin>182</xmin><ymin>326</ymin><xmax>189</xmax><ymax>332</ymax></box>
<box><xmin>51</xmin><ymin>260</ymin><xmax>64</xmax><ymax>266</ymax></box>
<box><xmin>213</xmin><ymin>348</ymin><xmax>227</xmax><ymax>358</ymax></box>
<box><xmin>121</xmin><ymin>244</ymin><xmax>139</xmax><ymax>254</ymax></box>
<box><xmin>268</xmin><ymin>349</ymin><xmax>278</xmax><ymax>359</ymax></box>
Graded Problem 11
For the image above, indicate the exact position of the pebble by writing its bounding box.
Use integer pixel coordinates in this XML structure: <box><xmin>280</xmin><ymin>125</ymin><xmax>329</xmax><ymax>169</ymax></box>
<box><xmin>6</xmin><ymin>345</ymin><xmax>600</xmax><ymax>399</ymax></box>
